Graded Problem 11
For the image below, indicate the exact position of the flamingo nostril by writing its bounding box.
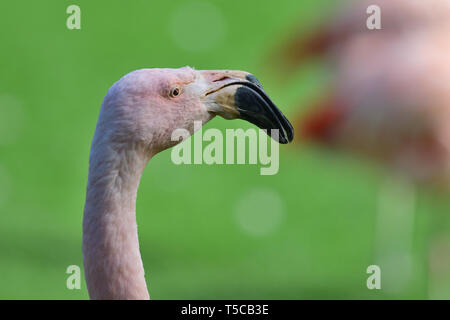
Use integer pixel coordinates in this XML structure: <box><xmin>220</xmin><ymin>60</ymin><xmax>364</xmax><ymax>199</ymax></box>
<box><xmin>213</xmin><ymin>76</ymin><xmax>230</xmax><ymax>82</ymax></box>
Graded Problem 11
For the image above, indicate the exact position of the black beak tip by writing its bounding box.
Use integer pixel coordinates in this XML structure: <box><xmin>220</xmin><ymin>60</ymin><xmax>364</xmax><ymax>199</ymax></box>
<box><xmin>233</xmin><ymin>76</ymin><xmax>295</xmax><ymax>145</ymax></box>
<box><xmin>276</xmin><ymin>129</ymin><xmax>292</xmax><ymax>144</ymax></box>
<box><xmin>286</xmin><ymin>123</ymin><xmax>294</xmax><ymax>143</ymax></box>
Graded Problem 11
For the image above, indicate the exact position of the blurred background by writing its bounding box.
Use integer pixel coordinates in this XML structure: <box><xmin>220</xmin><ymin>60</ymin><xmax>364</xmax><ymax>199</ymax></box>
<box><xmin>0</xmin><ymin>0</ymin><xmax>449</xmax><ymax>299</ymax></box>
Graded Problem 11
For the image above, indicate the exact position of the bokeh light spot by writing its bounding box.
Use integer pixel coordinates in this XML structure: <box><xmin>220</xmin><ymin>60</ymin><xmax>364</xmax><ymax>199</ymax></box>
<box><xmin>234</xmin><ymin>188</ymin><xmax>284</xmax><ymax>236</ymax></box>
<box><xmin>169</xmin><ymin>1</ymin><xmax>226</xmax><ymax>52</ymax></box>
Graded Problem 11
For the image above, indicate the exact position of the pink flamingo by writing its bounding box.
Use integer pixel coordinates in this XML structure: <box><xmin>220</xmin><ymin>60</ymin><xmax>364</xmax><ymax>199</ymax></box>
<box><xmin>275</xmin><ymin>0</ymin><xmax>450</xmax><ymax>297</ymax></box>
<box><xmin>83</xmin><ymin>67</ymin><xmax>293</xmax><ymax>299</ymax></box>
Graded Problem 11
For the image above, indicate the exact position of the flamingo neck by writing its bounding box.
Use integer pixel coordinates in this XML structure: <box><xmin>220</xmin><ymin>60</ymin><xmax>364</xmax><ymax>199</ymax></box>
<box><xmin>83</xmin><ymin>140</ymin><xmax>151</xmax><ymax>299</ymax></box>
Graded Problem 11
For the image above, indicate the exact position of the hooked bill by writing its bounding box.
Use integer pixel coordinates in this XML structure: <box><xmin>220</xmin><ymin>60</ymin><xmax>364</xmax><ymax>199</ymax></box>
<box><xmin>212</xmin><ymin>74</ymin><xmax>294</xmax><ymax>144</ymax></box>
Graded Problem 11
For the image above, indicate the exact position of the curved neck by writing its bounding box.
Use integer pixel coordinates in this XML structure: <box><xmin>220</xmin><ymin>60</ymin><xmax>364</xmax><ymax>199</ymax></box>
<box><xmin>83</xmin><ymin>140</ymin><xmax>151</xmax><ymax>299</ymax></box>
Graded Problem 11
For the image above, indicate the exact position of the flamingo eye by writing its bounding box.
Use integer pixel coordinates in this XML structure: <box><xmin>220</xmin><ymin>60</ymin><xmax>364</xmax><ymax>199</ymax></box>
<box><xmin>170</xmin><ymin>87</ymin><xmax>181</xmax><ymax>98</ymax></box>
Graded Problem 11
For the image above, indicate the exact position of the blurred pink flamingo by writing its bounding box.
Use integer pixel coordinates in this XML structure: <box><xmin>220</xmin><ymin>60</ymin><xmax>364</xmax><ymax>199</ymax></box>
<box><xmin>273</xmin><ymin>0</ymin><xmax>450</xmax><ymax>297</ymax></box>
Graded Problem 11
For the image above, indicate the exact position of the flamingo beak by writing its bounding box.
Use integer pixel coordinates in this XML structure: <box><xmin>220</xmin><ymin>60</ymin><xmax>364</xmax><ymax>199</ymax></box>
<box><xmin>202</xmin><ymin>70</ymin><xmax>294</xmax><ymax>144</ymax></box>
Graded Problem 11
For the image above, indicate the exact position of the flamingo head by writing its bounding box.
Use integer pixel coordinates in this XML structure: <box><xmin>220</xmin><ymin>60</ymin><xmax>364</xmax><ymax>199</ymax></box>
<box><xmin>96</xmin><ymin>66</ymin><xmax>293</xmax><ymax>155</ymax></box>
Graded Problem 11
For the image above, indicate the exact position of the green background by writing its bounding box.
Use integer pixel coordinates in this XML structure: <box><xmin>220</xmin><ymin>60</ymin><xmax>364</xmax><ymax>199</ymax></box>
<box><xmin>0</xmin><ymin>0</ymin><xmax>445</xmax><ymax>299</ymax></box>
